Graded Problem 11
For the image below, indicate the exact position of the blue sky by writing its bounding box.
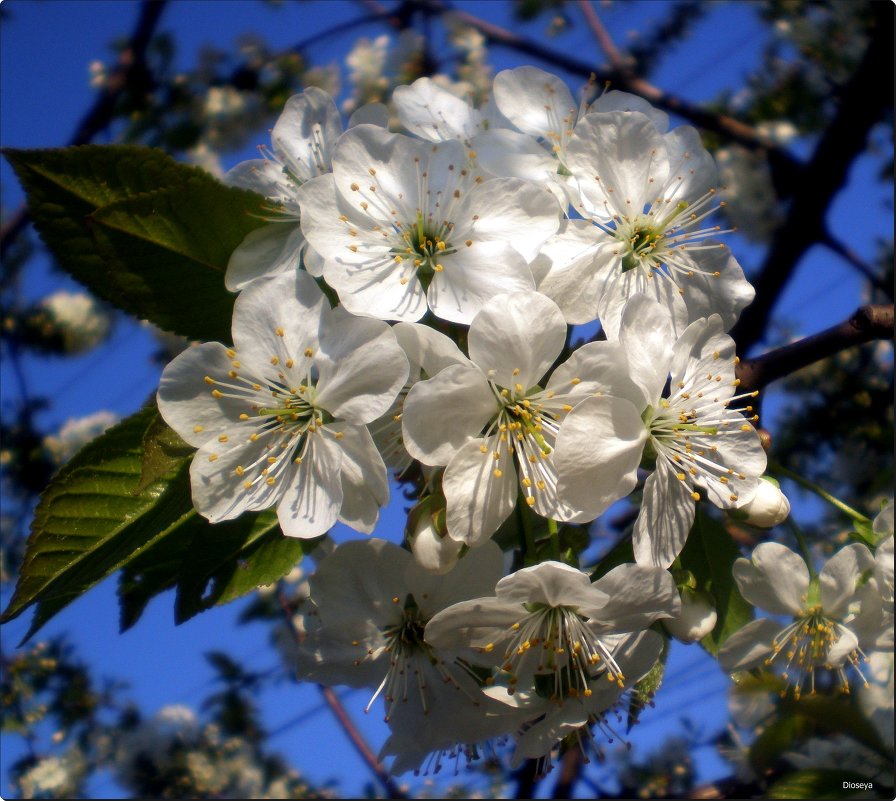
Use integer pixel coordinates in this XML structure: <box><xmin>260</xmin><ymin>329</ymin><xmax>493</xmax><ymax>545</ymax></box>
<box><xmin>1</xmin><ymin>1</ymin><xmax>890</xmax><ymax>798</ymax></box>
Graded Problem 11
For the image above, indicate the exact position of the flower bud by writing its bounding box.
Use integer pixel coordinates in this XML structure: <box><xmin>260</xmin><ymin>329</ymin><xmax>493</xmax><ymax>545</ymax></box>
<box><xmin>665</xmin><ymin>589</ymin><xmax>717</xmax><ymax>643</ymax></box>
<box><xmin>738</xmin><ymin>477</ymin><xmax>791</xmax><ymax>528</ymax></box>
<box><xmin>406</xmin><ymin>497</ymin><xmax>463</xmax><ymax>574</ymax></box>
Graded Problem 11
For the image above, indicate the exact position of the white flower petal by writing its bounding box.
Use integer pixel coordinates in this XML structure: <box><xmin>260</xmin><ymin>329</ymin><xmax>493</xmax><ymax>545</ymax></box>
<box><xmin>633</xmin><ymin>459</ymin><xmax>696</xmax><ymax>568</ymax></box>
<box><xmin>554</xmin><ymin>395</ymin><xmax>646</xmax><ymax>521</ymax></box>
<box><xmin>732</xmin><ymin>542</ymin><xmax>810</xmax><ymax>616</ymax></box>
<box><xmin>545</xmin><ymin>340</ymin><xmax>642</xmax><ymax>406</ymax></box>
<box><xmin>424</xmin><ymin>597</ymin><xmax>523</xmax><ymax>655</ymax></box>
<box><xmin>534</xmin><ymin>220</ymin><xmax>608</xmax><ymax>324</ymax></box>
<box><xmin>591</xmin><ymin>90</ymin><xmax>669</xmax><ymax>132</ymax></box>
<box><xmin>495</xmin><ymin>561</ymin><xmax>595</xmax><ymax>608</ymax></box>
<box><xmin>315</xmin><ymin>308</ymin><xmax>409</xmax><ymax>424</ymax></box>
<box><xmin>718</xmin><ymin>618</ymin><xmax>780</xmax><ymax>672</ymax></box>
<box><xmin>272</xmin><ymin>87</ymin><xmax>342</xmax><ymax>180</ymax></box>
<box><xmin>662</xmin><ymin>124</ymin><xmax>718</xmax><ymax>202</ymax></box>
<box><xmin>595</xmin><ymin>264</ymin><xmax>690</xmax><ymax>341</ymax></box>
<box><xmin>455</xmin><ymin>177</ymin><xmax>559</xmax><ymax>263</ymax></box>
<box><xmin>588</xmin><ymin>563</ymin><xmax>679</xmax><ymax>630</ymax></box>
<box><xmin>333</xmin><ymin>423</ymin><xmax>389</xmax><ymax>534</ymax></box>
<box><xmin>158</xmin><ymin>342</ymin><xmax>254</xmax><ymax>448</ymax></box>
<box><xmin>426</xmin><ymin>240</ymin><xmax>534</xmax><ymax>325</ymax></box>
<box><xmin>493</xmin><ymin>66</ymin><xmax>577</xmax><ymax>140</ymax></box>
<box><xmin>231</xmin><ymin>270</ymin><xmax>325</xmax><ymax>371</ymax></box>
<box><xmin>402</xmin><ymin>362</ymin><xmax>495</xmax><ymax>465</ymax></box>
<box><xmin>678</xmin><ymin>244</ymin><xmax>755</xmax><ymax>332</ymax></box>
<box><xmin>567</xmin><ymin>111</ymin><xmax>668</xmax><ymax>218</ymax></box>
<box><xmin>444</xmin><ymin>435</ymin><xmax>518</xmax><ymax>546</ymax></box>
<box><xmin>468</xmin><ymin>291</ymin><xmax>566</xmax><ymax>391</ymax></box>
<box><xmin>326</xmin><ymin>253</ymin><xmax>428</xmax><ymax>322</ymax></box>
<box><xmin>276</xmin><ymin>432</ymin><xmax>344</xmax><ymax>538</ymax></box>
<box><xmin>619</xmin><ymin>294</ymin><xmax>674</xmax><ymax>407</ymax></box>
<box><xmin>819</xmin><ymin>543</ymin><xmax>875</xmax><ymax>617</ymax></box>
<box><xmin>392</xmin><ymin>322</ymin><xmax>466</xmax><ymax>377</ymax></box>
<box><xmin>393</xmin><ymin>77</ymin><xmax>481</xmax><ymax>142</ymax></box>
<box><xmin>225</xmin><ymin>158</ymin><xmax>299</xmax><ymax>214</ymax></box>
<box><xmin>826</xmin><ymin>625</ymin><xmax>860</xmax><ymax>667</ymax></box>
<box><xmin>225</xmin><ymin>224</ymin><xmax>304</xmax><ymax>292</ymax></box>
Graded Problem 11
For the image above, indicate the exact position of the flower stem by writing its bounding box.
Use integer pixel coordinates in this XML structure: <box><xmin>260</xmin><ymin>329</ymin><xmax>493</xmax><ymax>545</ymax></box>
<box><xmin>769</xmin><ymin>460</ymin><xmax>871</xmax><ymax>525</ymax></box>
<box><xmin>547</xmin><ymin>518</ymin><xmax>561</xmax><ymax>561</ymax></box>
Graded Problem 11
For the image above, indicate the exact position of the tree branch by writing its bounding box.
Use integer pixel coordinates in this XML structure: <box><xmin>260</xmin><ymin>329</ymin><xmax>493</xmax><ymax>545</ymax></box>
<box><xmin>735</xmin><ymin>303</ymin><xmax>894</xmax><ymax>392</ymax></box>
<box><xmin>577</xmin><ymin>0</ymin><xmax>628</xmax><ymax>70</ymax></box>
<box><xmin>730</xmin><ymin>2</ymin><xmax>893</xmax><ymax>352</ymax></box>
<box><xmin>0</xmin><ymin>0</ymin><xmax>168</xmax><ymax>259</ymax></box>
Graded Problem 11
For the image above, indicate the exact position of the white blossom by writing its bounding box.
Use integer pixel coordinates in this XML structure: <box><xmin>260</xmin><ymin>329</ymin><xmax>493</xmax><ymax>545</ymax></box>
<box><xmin>297</xmin><ymin>125</ymin><xmax>559</xmax><ymax>324</ymax></box>
<box><xmin>719</xmin><ymin>542</ymin><xmax>887</xmax><ymax>696</ymax></box>
<box><xmin>554</xmin><ymin>295</ymin><xmax>767</xmax><ymax>567</ymax></box>
<box><xmin>40</xmin><ymin>289</ymin><xmax>111</xmax><ymax>353</ymax></box>
<box><xmin>735</xmin><ymin>477</ymin><xmax>791</xmax><ymax>528</ymax></box>
<box><xmin>535</xmin><ymin>108</ymin><xmax>754</xmax><ymax>338</ymax></box>
<box><xmin>402</xmin><ymin>291</ymin><xmax>633</xmax><ymax>545</ymax></box>
<box><xmin>157</xmin><ymin>271</ymin><xmax>408</xmax><ymax>538</ymax></box>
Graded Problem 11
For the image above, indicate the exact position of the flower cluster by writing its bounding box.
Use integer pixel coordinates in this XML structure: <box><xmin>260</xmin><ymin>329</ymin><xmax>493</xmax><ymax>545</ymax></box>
<box><xmin>156</xmin><ymin>68</ymin><xmax>892</xmax><ymax>776</ymax></box>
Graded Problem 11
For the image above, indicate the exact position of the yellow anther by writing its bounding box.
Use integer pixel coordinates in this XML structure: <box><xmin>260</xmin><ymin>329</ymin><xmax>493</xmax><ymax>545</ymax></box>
<box><xmin>249</xmin><ymin>433</ymin><xmax>259</xmax><ymax>442</ymax></box>
<box><xmin>493</xmin><ymin>469</ymin><xmax>503</xmax><ymax>478</ymax></box>
<box><xmin>211</xmin><ymin>389</ymin><xmax>223</xmax><ymax>399</ymax></box>
<box><xmin>570</xmin><ymin>377</ymin><xmax>581</xmax><ymax>385</ymax></box>
<box><xmin>434</xmin><ymin>263</ymin><xmax>444</xmax><ymax>272</ymax></box>
<box><xmin>692</xmin><ymin>491</ymin><xmax>701</xmax><ymax>501</ymax></box>
<box><xmin>266</xmin><ymin>477</ymin><xmax>276</xmax><ymax>486</ymax></box>
<box><xmin>226</xmin><ymin>349</ymin><xmax>236</xmax><ymax>358</ymax></box>
<box><xmin>218</xmin><ymin>435</ymin><xmax>229</xmax><ymax>443</ymax></box>
<box><xmin>479</xmin><ymin>444</ymin><xmax>488</xmax><ymax>453</ymax></box>
<box><xmin>465</xmin><ymin>239</ymin><xmax>472</xmax><ymax>247</ymax></box>
<box><xmin>235</xmin><ymin>466</ymin><xmax>244</xmax><ymax>476</ymax></box>
<box><xmin>243</xmin><ymin>480</ymin><xmax>253</xmax><ymax>489</ymax></box>
<box><xmin>193</xmin><ymin>424</ymin><xmax>204</xmax><ymax>433</ymax></box>
<box><xmin>208</xmin><ymin>453</ymin><xmax>218</xmax><ymax>462</ymax></box>
<box><xmin>270</xmin><ymin>356</ymin><xmax>279</xmax><ymax>365</ymax></box>
<box><xmin>304</xmin><ymin>348</ymin><xmax>314</xmax><ymax>357</ymax></box>
<box><xmin>275</xmin><ymin>327</ymin><xmax>285</xmax><ymax>337</ymax></box>
<box><xmin>285</xmin><ymin>359</ymin><xmax>294</xmax><ymax>369</ymax></box>
<box><xmin>526</xmin><ymin>496</ymin><xmax>535</xmax><ymax>506</ymax></box>
<box><xmin>741</xmin><ymin>424</ymin><xmax>752</xmax><ymax>432</ymax></box>
<box><xmin>294</xmin><ymin>456</ymin><xmax>302</xmax><ymax>464</ymax></box>
<box><xmin>204</xmin><ymin>376</ymin><xmax>215</xmax><ymax>385</ymax></box>
<box><xmin>562</xmin><ymin>404</ymin><xmax>573</xmax><ymax>412</ymax></box>
<box><xmin>350</xmin><ymin>182</ymin><xmax>359</xmax><ymax>191</ymax></box>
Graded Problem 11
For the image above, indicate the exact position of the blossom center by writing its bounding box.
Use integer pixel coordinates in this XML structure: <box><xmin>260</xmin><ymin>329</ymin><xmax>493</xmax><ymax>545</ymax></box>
<box><xmin>483</xmin><ymin>604</ymin><xmax>623</xmax><ymax>703</ymax></box>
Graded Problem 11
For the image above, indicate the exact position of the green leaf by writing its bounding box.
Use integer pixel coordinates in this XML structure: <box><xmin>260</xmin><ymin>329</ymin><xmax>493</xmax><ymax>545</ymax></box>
<box><xmin>173</xmin><ymin>514</ymin><xmax>318</xmax><ymax>625</ymax></box>
<box><xmin>3</xmin><ymin>145</ymin><xmax>269</xmax><ymax>342</ymax></box>
<box><xmin>137</xmin><ymin>411</ymin><xmax>193</xmax><ymax>493</ymax></box>
<box><xmin>1</xmin><ymin>406</ymin><xmax>195</xmax><ymax>640</ymax></box>
<box><xmin>767</xmin><ymin>770</ymin><xmax>878</xmax><ymax>799</ymax></box>
<box><xmin>678</xmin><ymin>508</ymin><xmax>754</xmax><ymax>655</ymax></box>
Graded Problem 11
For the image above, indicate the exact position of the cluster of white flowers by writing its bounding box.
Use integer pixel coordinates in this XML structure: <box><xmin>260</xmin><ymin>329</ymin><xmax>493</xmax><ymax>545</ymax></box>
<box><xmin>157</xmin><ymin>68</ymin><xmax>892</xmax><ymax>775</ymax></box>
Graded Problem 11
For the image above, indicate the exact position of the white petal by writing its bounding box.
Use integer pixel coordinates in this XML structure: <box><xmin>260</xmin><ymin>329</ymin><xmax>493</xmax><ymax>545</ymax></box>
<box><xmin>588</xmin><ymin>564</ymin><xmax>679</xmax><ymax>630</ymax></box>
<box><xmin>633</xmin><ymin>460</ymin><xmax>696</xmax><ymax>568</ymax></box>
<box><xmin>393</xmin><ymin>77</ymin><xmax>480</xmax><ymax>142</ymax></box>
<box><xmin>534</xmin><ymin>220</ymin><xmax>607</xmax><ymax>324</ymax></box>
<box><xmin>444</xmin><ymin>435</ymin><xmax>517</xmax><ymax>546</ymax></box>
<box><xmin>272</xmin><ymin>87</ymin><xmax>342</xmax><ymax>180</ymax></box>
<box><xmin>393</xmin><ymin>322</ymin><xmax>466</xmax><ymax>378</ymax></box>
<box><xmin>310</xmin><ymin>539</ymin><xmax>411</xmax><ymax>628</ymax></box>
<box><xmin>276</xmin><ymin>432</ymin><xmax>344</xmax><ymax>538</ymax></box>
<box><xmin>595</xmin><ymin>264</ymin><xmax>690</xmax><ymax>341</ymax></box>
<box><xmin>231</xmin><ymin>270</ymin><xmax>325</xmax><ymax>371</ymax></box>
<box><xmin>591</xmin><ymin>90</ymin><xmax>669</xmax><ymax>132</ymax></box>
<box><xmin>454</xmin><ymin>177</ymin><xmax>559</xmax><ymax>263</ymax></box>
<box><xmin>669</xmin><ymin>313</ymin><xmax>734</xmax><ymax>391</ymax></box>
<box><xmin>618</xmin><ymin>294</ymin><xmax>674</xmax><ymax>407</ymax></box>
<box><xmin>662</xmin><ymin>125</ymin><xmax>718</xmax><ymax>202</ymax></box>
<box><xmin>333</xmin><ymin>423</ymin><xmax>389</xmax><ymax>534</ymax></box>
<box><xmin>225</xmin><ymin>224</ymin><xmax>304</xmax><ymax>292</ymax></box>
<box><xmin>545</xmin><ymin>340</ymin><xmax>642</xmax><ymax>407</ymax></box>
<box><xmin>554</xmin><ymin>395</ymin><xmax>646</xmax><ymax>521</ymax></box>
<box><xmin>468</xmin><ymin>291</ymin><xmax>566</xmax><ymax>391</ymax></box>
<box><xmin>325</xmin><ymin>253</ymin><xmax>428</xmax><ymax>322</ymax></box>
<box><xmin>225</xmin><ymin>158</ymin><xmax>299</xmax><ymax>214</ymax></box>
<box><xmin>718</xmin><ymin>618</ymin><xmax>780</xmax><ymax>672</ymax></box>
<box><xmin>678</xmin><ymin>244</ymin><xmax>755</xmax><ymax>332</ymax></box>
<box><xmin>424</xmin><ymin>597</ymin><xmax>523</xmax><ymax>654</ymax></box>
<box><xmin>189</xmin><ymin>428</ymin><xmax>289</xmax><ymax>521</ymax></box>
<box><xmin>493</xmin><ymin>66</ymin><xmax>577</xmax><ymax>140</ymax></box>
<box><xmin>315</xmin><ymin>309</ymin><xmax>409</xmax><ymax>424</ymax></box>
<box><xmin>296</xmin><ymin>173</ymin><xmax>372</xmax><ymax>258</ymax></box>
<box><xmin>819</xmin><ymin>543</ymin><xmax>875</xmax><ymax>617</ymax></box>
<box><xmin>426</xmin><ymin>240</ymin><xmax>535</xmax><ymax>325</ymax></box>
<box><xmin>495</xmin><ymin>561</ymin><xmax>596</xmax><ymax>608</ymax></box>
<box><xmin>158</xmin><ymin>342</ymin><xmax>253</xmax><ymax>448</ymax></box>
<box><xmin>732</xmin><ymin>542</ymin><xmax>810</xmax><ymax>616</ymax></box>
<box><xmin>402</xmin><ymin>363</ymin><xmax>495</xmax><ymax>465</ymax></box>
<box><xmin>566</xmin><ymin>111</ymin><xmax>668</xmax><ymax>218</ymax></box>
<box><xmin>407</xmin><ymin>540</ymin><xmax>505</xmax><ymax>617</ymax></box>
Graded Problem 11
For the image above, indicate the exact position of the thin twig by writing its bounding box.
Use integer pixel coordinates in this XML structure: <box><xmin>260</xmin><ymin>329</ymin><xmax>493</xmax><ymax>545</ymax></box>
<box><xmin>736</xmin><ymin>303</ymin><xmax>894</xmax><ymax>392</ymax></box>
<box><xmin>276</xmin><ymin>590</ymin><xmax>406</xmax><ymax>799</ymax></box>
<box><xmin>577</xmin><ymin>0</ymin><xmax>628</xmax><ymax>70</ymax></box>
<box><xmin>0</xmin><ymin>0</ymin><xmax>169</xmax><ymax>259</ymax></box>
<box><xmin>821</xmin><ymin>229</ymin><xmax>892</xmax><ymax>298</ymax></box>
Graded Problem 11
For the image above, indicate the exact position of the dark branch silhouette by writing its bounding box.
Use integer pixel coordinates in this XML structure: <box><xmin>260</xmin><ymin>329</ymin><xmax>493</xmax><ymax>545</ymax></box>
<box><xmin>736</xmin><ymin>303</ymin><xmax>894</xmax><ymax>392</ymax></box>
